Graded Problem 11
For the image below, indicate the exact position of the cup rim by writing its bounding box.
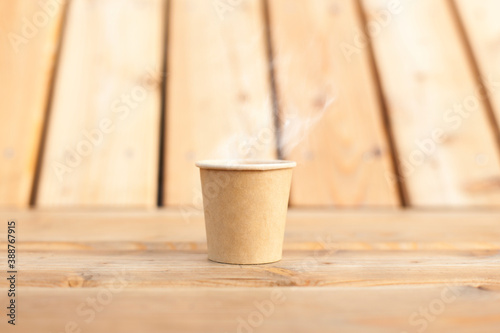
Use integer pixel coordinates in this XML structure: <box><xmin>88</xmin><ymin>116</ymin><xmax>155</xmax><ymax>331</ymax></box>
<box><xmin>196</xmin><ymin>159</ymin><xmax>296</xmax><ymax>171</ymax></box>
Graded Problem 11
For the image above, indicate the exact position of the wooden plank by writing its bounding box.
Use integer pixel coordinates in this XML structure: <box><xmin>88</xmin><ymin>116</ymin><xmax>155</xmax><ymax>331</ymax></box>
<box><xmin>0</xmin><ymin>0</ymin><xmax>65</xmax><ymax>207</ymax></box>
<box><xmin>268</xmin><ymin>0</ymin><xmax>399</xmax><ymax>207</ymax></box>
<box><xmin>0</xmin><ymin>210</ymin><xmax>498</xmax><ymax>331</ymax></box>
<box><xmin>1</xmin><ymin>209</ymin><xmax>499</xmax><ymax>245</ymax></box>
<box><xmin>361</xmin><ymin>0</ymin><xmax>500</xmax><ymax>206</ymax></box>
<box><xmin>165</xmin><ymin>0</ymin><xmax>276</xmax><ymax>206</ymax></box>
<box><xmin>1</xmin><ymin>210</ymin><xmax>499</xmax><ymax>288</ymax></box>
<box><xmin>454</xmin><ymin>0</ymin><xmax>500</xmax><ymax>131</ymax></box>
<box><xmin>36</xmin><ymin>0</ymin><xmax>165</xmax><ymax>207</ymax></box>
<box><xmin>1</xmin><ymin>286</ymin><xmax>499</xmax><ymax>332</ymax></box>
<box><xmin>4</xmin><ymin>249</ymin><xmax>499</xmax><ymax>288</ymax></box>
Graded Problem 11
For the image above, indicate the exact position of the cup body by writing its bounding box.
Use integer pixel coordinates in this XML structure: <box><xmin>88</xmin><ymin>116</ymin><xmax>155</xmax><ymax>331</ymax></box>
<box><xmin>196</xmin><ymin>160</ymin><xmax>296</xmax><ymax>264</ymax></box>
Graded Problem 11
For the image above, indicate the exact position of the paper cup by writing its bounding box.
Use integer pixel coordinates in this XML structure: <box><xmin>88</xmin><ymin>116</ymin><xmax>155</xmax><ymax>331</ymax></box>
<box><xmin>196</xmin><ymin>160</ymin><xmax>296</xmax><ymax>264</ymax></box>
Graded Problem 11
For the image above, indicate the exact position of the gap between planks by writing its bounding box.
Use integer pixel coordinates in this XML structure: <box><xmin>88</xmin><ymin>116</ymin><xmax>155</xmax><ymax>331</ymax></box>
<box><xmin>29</xmin><ymin>0</ymin><xmax>70</xmax><ymax>207</ymax></box>
<box><xmin>354</xmin><ymin>0</ymin><xmax>408</xmax><ymax>206</ymax></box>
<box><xmin>448</xmin><ymin>0</ymin><xmax>500</xmax><ymax>164</ymax></box>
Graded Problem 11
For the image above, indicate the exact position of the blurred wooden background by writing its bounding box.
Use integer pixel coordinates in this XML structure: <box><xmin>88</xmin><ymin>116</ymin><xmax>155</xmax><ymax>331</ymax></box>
<box><xmin>1</xmin><ymin>0</ymin><xmax>500</xmax><ymax>209</ymax></box>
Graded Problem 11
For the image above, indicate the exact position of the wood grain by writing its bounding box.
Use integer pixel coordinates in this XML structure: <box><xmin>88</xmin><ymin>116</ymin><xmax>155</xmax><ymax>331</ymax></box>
<box><xmin>0</xmin><ymin>0</ymin><xmax>65</xmax><ymax>207</ymax></box>
<box><xmin>0</xmin><ymin>209</ymin><xmax>499</xmax><ymax>332</ymax></box>
<box><xmin>36</xmin><ymin>0</ymin><xmax>165</xmax><ymax>207</ymax></box>
<box><xmin>165</xmin><ymin>0</ymin><xmax>276</xmax><ymax>206</ymax></box>
<box><xmin>0</xmin><ymin>210</ymin><xmax>499</xmax><ymax>289</ymax></box>
<box><xmin>361</xmin><ymin>0</ymin><xmax>500</xmax><ymax>206</ymax></box>
<box><xmin>268</xmin><ymin>0</ymin><xmax>399</xmax><ymax>207</ymax></box>
<box><xmin>5</xmin><ymin>249</ymin><xmax>499</xmax><ymax>288</ymax></box>
<box><xmin>0</xmin><ymin>209</ymin><xmax>498</xmax><ymax>245</ymax></box>
<box><xmin>454</xmin><ymin>0</ymin><xmax>500</xmax><ymax>131</ymax></box>
<box><xmin>1</xmin><ymin>286</ymin><xmax>499</xmax><ymax>333</ymax></box>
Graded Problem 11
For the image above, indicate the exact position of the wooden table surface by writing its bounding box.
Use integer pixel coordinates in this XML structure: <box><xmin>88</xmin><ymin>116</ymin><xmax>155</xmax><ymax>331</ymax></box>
<box><xmin>1</xmin><ymin>209</ymin><xmax>499</xmax><ymax>332</ymax></box>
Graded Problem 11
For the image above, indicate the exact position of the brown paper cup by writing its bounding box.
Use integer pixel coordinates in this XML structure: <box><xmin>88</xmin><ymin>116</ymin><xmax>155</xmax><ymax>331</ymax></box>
<box><xmin>196</xmin><ymin>160</ymin><xmax>296</xmax><ymax>265</ymax></box>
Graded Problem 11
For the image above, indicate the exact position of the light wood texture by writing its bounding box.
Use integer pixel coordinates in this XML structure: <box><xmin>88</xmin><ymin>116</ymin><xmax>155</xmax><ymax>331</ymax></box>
<box><xmin>0</xmin><ymin>210</ymin><xmax>499</xmax><ymax>332</ymax></box>
<box><xmin>0</xmin><ymin>0</ymin><xmax>65</xmax><ymax>207</ymax></box>
<box><xmin>7</xmin><ymin>247</ymin><xmax>500</xmax><ymax>288</ymax></box>
<box><xmin>0</xmin><ymin>210</ymin><xmax>499</xmax><ymax>288</ymax></box>
<box><xmin>268</xmin><ymin>0</ymin><xmax>398</xmax><ymax>207</ymax></box>
<box><xmin>1</xmin><ymin>209</ymin><xmax>498</xmax><ymax>245</ymax></box>
<box><xmin>36</xmin><ymin>0</ymin><xmax>165</xmax><ymax>207</ymax></box>
<box><xmin>361</xmin><ymin>0</ymin><xmax>500</xmax><ymax>206</ymax></box>
<box><xmin>165</xmin><ymin>0</ymin><xmax>276</xmax><ymax>206</ymax></box>
<box><xmin>1</xmin><ymin>286</ymin><xmax>499</xmax><ymax>333</ymax></box>
<box><xmin>454</xmin><ymin>0</ymin><xmax>500</xmax><ymax>130</ymax></box>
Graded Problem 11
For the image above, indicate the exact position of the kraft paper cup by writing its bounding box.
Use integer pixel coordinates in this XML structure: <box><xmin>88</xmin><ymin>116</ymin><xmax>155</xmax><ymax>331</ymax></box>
<box><xmin>196</xmin><ymin>160</ymin><xmax>296</xmax><ymax>265</ymax></box>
